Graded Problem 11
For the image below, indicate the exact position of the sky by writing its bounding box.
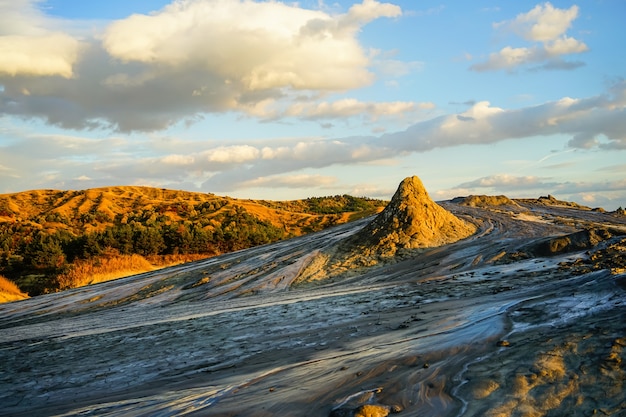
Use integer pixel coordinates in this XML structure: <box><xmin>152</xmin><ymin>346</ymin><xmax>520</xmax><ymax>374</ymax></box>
<box><xmin>1</xmin><ymin>0</ymin><xmax>625</xmax><ymax>209</ymax></box>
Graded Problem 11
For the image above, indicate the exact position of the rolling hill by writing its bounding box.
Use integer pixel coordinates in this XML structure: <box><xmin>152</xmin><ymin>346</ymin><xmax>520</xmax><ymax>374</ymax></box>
<box><xmin>0</xmin><ymin>186</ymin><xmax>386</xmax><ymax>297</ymax></box>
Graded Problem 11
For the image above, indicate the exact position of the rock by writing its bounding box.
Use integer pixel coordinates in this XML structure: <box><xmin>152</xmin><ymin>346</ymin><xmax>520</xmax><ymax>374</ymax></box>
<box><xmin>529</xmin><ymin>228</ymin><xmax>617</xmax><ymax>257</ymax></box>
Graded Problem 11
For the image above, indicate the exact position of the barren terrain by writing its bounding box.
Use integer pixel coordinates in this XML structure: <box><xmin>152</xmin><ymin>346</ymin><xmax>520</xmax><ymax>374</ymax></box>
<box><xmin>1</xmin><ymin>194</ymin><xmax>625</xmax><ymax>416</ymax></box>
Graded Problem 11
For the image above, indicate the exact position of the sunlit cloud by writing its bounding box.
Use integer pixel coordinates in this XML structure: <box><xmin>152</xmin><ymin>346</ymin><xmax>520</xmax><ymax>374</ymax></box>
<box><xmin>281</xmin><ymin>99</ymin><xmax>433</xmax><ymax>121</ymax></box>
<box><xmin>471</xmin><ymin>2</ymin><xmax>588</xmax><ymax>72</ymax></box>
<box><xmin>238</xmin><ymin>174</ymin><xmax>338</xmax><ymax>190</ymax></box>
<box><xmin>0</xmin><ymin>0</ymin><xmax>82</xmax><ymax>77</ymax></box>
<box><xmin>456</xmin><ymin>174</ymin><xmax>555</xmax><ymax>190</ymax></box>
<box><xmin>0</xmin><ymin>0</ymin><xmax>406</xmax><ymax>132</ymax></box>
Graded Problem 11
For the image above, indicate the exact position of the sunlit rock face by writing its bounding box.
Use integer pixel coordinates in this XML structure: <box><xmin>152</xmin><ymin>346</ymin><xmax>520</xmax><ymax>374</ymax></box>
<box><xmin>297</xmin><ymin>176</ymin><xmax>477</xmax><ymax>281</ymax></box>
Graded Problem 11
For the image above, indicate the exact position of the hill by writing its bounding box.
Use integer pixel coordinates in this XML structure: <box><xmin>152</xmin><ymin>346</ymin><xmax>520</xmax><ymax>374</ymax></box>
<box><xmin>0</xmin><ymin>186</ymin><xmax>386</xmax><ymax>297</ymax></box>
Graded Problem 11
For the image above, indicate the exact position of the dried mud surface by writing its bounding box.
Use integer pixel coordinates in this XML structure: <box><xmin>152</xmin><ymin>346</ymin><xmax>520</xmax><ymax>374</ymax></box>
<box><xmin>1</xmin><ymin>201</ymin><xmax>625</xmax><ymax>416</ymax></box>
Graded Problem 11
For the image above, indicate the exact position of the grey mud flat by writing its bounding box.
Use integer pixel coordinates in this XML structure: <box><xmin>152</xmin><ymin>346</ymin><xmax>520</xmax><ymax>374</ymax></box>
<box><xmin>1</xmin><ymin>201</ymin><xmax>625</xmax><ymax>416</ymax></box>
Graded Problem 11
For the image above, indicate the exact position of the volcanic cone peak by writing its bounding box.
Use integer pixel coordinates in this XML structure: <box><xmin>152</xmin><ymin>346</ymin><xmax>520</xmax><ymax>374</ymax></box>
<box><xmin>351</xmin><ymin>175</ymin><xmax>476</xmax><ymax>254</ymax></box>
<box><xmin>296</xmin><ymin>176</ymin><xmax>477</xmax><ymax>282</ymax></box>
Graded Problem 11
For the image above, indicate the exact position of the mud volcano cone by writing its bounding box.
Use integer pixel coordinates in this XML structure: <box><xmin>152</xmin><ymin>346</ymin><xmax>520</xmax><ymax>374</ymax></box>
<box><xmin>352</xmin><ymin>175</ymin><xmax>476</xmax><ymax>257</ymax></box>
<box><xmin>297</xmin><ymin>176</ymin><xmax>477</xmax><ymax>282</ymax></box>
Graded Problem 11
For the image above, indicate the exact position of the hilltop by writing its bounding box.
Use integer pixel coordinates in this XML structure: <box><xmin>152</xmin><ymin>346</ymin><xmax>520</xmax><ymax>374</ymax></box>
<box><xmin>0</xmin><ymin>186</ymin><xmax>386</xmax><ymax>298</ymax></box>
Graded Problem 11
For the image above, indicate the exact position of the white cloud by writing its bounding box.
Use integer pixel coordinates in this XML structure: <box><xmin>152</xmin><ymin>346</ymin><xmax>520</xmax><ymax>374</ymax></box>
<box><xmin>0</xmin><ymin>0</ymin><xmax>82</xmax><ymax>77</ymax></box>
<box><xmin>0</xmin><ymin>34</ymin><xmax>81</xmax><ymax>78</ymax></box>
<box><xmin>101</xmin><ymin>0</ymin><xmax>397</xmax><ymax>92</ymax></box>
<box><xmin>544</xmin><ymin>36</ymin><xmax>587</xmax><ymax>55</ymax></box>
<box><xmin>0</xmin><ymin>0</ymin><xmax>407</xmax><ymax>131</ymax></box>
<box><xmin>282</xmin><ymin>99</ymin><xmax>432</xmax><ymax>121</ymax></box>
<box><xmin>457</xmin><ymin>174</ymin><xmax>553</xmax><ymax>190</ymax></box>
<box><xmin>238</xmin><ymin>174</ymin><xmax>337</xmax><ymax>189</ymax></box>
<box><xmin>501</xmin><ymin>3</ymin><xmax>579</xmax><ymax>42</ymax></box>
<box><xmin>161</xmin><ymin>154</ymin><xmax>195</xmax><ymax>166</ymax></box>
<box><xmin>472</xmin><ymin>2</ymin><xmax>587</xmax><ymax>72</ymax></box>
<box><xmin>203</xmin><ymin>145</ymin><xmax>260</xmax><ymax>164</ymax></box>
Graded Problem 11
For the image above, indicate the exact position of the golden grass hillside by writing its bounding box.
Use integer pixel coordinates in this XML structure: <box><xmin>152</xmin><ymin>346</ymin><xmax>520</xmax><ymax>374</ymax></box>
<box><xmin>0</xmin><ymin>186</ymin><xmax>387</xmax><ymax>299</ymax></box>
<box><xmin>0</xmin><ymin>186</ymin><xmax>384</xmax><ymax>235</ymax></box>
<box><xmin>0</xmin><ymin>275</ymin><xmax>28</xmax><ymax>303</ymax></box>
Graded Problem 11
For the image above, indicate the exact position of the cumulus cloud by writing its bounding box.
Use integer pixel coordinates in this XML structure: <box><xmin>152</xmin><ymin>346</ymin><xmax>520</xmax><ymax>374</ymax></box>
<box><xmin>500</xmin><ymin>3</ymin><xmax>578</xmax><ymax>42</ymax></box>
<box><xmin>0</xmin><ymin>0</ymin><xmax>410</xmax><ymax>131</ymax></box>
<box><xmin>471</xmin><ymin>2</ymin><xmax>588</xmax><ymax>72</ymax></box>
<box><xmin>101</xmin><ymin>0</ymin><xmax>379</xmax><ymax>91</ymax></box>
<box><xmin>0</xmin><ymin>34</ymin><xmax>81</xmax><ymax>78</ymax></box>
<box><xmin>0</xmin><ymin>0</ymin><xmax>82</xmax><ymax>77</ymax></box>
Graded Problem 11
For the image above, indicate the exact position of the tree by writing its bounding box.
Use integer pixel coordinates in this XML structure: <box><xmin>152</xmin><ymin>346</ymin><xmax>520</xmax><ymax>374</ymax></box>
<box><xmin>23</xmin><ymin>233</ymin><xmax>67</xmax><ymax>272</ymax></box>
<box><xmin>134</xmin><ymin>227</ymin><xmax>165</xmax><ymax>256</ymax></box>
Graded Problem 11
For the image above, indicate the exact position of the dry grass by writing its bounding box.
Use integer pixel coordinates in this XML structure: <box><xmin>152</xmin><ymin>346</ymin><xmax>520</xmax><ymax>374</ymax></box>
<box><xmin>146</xmin><ymin>253</ymin><xmax>210</xmax><ymax>267</ymax></box>
<box><xmin>56</xmin><ymin>254</ymin><xmax>156</xmax><ymax>289</ymax></box>
<box><xmin>0</xmin><ymin>274</ymin><xmax>29</xmax><ymax>303</ymax></box>
<box><xmin>55</xmin><ymin>253</ymin><xmax>210</xmax><ymax>290</ymax></box>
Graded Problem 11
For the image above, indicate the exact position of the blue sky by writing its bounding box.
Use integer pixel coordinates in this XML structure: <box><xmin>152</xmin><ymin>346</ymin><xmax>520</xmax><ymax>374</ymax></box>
<box><xmin>1</xmin><ymin>0</ymin><xmax>625</xmax><ymax>209</ymax></box>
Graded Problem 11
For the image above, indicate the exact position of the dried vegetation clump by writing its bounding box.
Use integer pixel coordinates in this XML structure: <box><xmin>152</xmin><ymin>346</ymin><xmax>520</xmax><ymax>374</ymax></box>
<box><xmin>0</xmin><ymin>274</ymin><xmax>28</xmax><ymax>302</ymax></box>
